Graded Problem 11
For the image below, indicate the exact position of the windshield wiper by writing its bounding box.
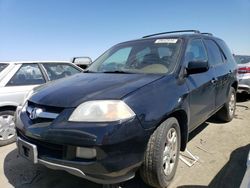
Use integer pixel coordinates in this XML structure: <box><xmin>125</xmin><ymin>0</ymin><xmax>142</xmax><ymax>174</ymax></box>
<box><xmin>102</xmin><ymin>70</ymin><xmax>134</xmax><ymax>74</ymax></box>
<box><xmin>83</xmin><ymin>70</ymin><xmax>96</xmax><ymax>73</ymax></box>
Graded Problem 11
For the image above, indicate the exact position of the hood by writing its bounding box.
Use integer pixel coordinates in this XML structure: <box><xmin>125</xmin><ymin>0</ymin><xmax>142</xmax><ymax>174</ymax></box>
<box><xmin>30</xmin><ymin>73</ymin><xmax>163</xmax><ymax>107</ymax></box>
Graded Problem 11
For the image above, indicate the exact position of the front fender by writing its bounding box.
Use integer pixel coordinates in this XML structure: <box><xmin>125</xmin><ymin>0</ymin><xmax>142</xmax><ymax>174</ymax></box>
<box><xmin>123</xmin><ymin>76</ymin><xmax>189</xmax><ymax>130</ymax></box>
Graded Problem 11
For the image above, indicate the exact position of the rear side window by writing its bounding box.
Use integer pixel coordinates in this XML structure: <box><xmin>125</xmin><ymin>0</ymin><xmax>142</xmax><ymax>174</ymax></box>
<box><xmin>7</xmin><ymin>64</ymin><xmax>45</xmax><ymax>86</ymax></box>
<box><xmin>216</xmin><ymin>39</ymin><xmax>236</xmax><ymax>64</ymax></box>
<box><xmin>204</xmin><ymin>39</ymin><xmax>224</xmax><ymax>66</ymax></box>
<box><xmin>42</xmin><ymin>63</ymin><xmax>80</xmax><ymax>81</ymax></box>
<box><xmin>0</xmin><ymin>63</ymin><xmax>8</xmax><ymax>73</ymax></box>
<box><xmin>185</xmin><ymin>39</ymin><xmax>208</xmax><ymax>62</ymax></box>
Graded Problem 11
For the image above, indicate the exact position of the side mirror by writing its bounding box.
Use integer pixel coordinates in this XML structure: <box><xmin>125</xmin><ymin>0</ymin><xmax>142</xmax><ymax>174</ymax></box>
<box><xmin>72</xmin><ymin>57</ymin><xmax>92</xmax><ymax>69</ymax></box>
<box><xmin>186</xmin><ymin>61</ymin><xmax>209</xmax><ymax>75</ymax></box>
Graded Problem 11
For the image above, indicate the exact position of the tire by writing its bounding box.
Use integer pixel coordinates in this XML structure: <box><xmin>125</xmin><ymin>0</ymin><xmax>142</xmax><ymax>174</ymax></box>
<box><xmin>0</xmin><ymin>110</ymin><xmax>16</xmax><ymax>146</ymax></box>
<box><xmin>140</xmin><ymin>117</ymin><xmax>181</xmax><ymax>188</ymax></box>
<box><xmin>216</xmin><ymin>87</ymin><xmax>236</xmax><ymax>122</ymax></box>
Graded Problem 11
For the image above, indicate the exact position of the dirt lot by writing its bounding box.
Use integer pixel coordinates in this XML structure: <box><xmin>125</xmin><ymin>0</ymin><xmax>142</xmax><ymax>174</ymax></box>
<box><xmin>0</xmin><ymin>95</ymin><xmax>250</xmax><ymax>188</ymax></box>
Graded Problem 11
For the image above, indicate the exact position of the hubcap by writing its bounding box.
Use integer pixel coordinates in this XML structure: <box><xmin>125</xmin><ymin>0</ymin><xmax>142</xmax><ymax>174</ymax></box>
<box><xmin>0</xmin><ymin>114</ymin><xmax>16</xmax><ymax>141</ymax></box>
<box><xmin>163</xmin><ymin>128</ymin><xmax>178</xmax><ymax>176</ymax></box>
<box><xmin>229</xmin><ymin>93</ymin><xmax>235</xmax><ymax>117</ymax></box>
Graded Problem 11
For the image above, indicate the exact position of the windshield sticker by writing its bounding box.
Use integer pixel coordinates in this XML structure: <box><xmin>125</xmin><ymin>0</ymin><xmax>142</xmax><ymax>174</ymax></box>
<box><xmin>155</xmin><ymin>39</ymin><xmax>178</xmax><ymax>44</ymax></box>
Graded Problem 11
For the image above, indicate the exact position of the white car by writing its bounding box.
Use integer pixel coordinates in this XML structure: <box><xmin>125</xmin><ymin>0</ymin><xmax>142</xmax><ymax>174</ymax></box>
<box><xmin>235</xmin><ymin>55</ymin><xmax>250</xmax><ymax>95</ymax></box>
<box><xmin>0</xmin><ymin>61</ymin><xmax>82</xmax><ymax>146</ymax></box>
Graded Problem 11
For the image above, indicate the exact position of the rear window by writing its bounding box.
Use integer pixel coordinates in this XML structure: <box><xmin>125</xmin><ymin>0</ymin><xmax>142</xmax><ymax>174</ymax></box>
<box><xmin>0</xmin><ymin>63</ymin><xmax>8</xmax><ymax>73</ymax></box>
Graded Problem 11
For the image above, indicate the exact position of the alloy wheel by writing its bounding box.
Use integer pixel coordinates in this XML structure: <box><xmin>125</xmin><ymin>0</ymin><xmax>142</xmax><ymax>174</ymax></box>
<box><xmin>229</xmin><ymin>93</ymin><xmax>236</xmax><ymax>117</ymax></box>
<box><xmin>0</xmin><ymin>114</ymin><xmax>16</xmax><ymax>141</ymax></box>
<box><xmin>163</xmin><ymin>127</ymin><xmax>178</xmax><ymax>176</ymax></box>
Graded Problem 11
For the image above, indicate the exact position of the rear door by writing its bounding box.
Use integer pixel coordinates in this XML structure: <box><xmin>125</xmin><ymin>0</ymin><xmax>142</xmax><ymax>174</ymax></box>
<box><xmin>203</xmin><ymin>39</ymin><xmax>229</xmax><ymax>108</ymax></box>
<box><xmin>185</xmin><ymin>39</ymin><xmax>216</xmax><ymax>130</ymax></box>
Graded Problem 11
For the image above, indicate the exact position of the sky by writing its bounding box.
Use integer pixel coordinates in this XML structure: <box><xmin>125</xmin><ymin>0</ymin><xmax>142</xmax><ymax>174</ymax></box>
<box><xmin>0</xmin><ymin>0</ymin><xmax>249</xmax><ymax>61</ymax></box>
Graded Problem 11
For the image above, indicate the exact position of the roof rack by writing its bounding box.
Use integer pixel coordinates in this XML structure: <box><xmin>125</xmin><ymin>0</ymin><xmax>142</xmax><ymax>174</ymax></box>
<box><xmin>201</xmin><ymin>32</ymin><xmax>213</xmax><ymax>36</ymax></box>
<box><xmin>142</xmin><ymin>30</ymin><xmax>201</xmax><ymax>38</ymax></box>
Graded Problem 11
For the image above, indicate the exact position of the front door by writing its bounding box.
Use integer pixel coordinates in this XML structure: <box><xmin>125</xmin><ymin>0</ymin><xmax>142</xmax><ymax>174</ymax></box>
<box><xmin>185</xmin><ymin>39</ymin><xmax>216</xmax><ymax>130</ymax></box>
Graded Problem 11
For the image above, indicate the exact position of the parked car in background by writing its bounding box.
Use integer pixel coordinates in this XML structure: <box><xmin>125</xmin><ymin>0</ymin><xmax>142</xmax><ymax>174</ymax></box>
<box><xmin>0</xmin><ymin>61</ymin><xmax>82</xmax><ymax>146</ymax></box>
<box><xmin>16</xmin><ymin>30</ymin><xmax>237</xmax><ymax>188</ymax></box>
<box><xmin>234</xmin><ymin>55</ymin><xmax>250</xmax><ymax>95</ymax></box>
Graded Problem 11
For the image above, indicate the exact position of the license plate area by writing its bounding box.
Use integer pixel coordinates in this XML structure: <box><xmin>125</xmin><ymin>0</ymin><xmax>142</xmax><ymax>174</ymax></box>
<box><xmin>17</xmin><ymin>137</ymin><xmax>38</xmax><ymax>163</ymax></box>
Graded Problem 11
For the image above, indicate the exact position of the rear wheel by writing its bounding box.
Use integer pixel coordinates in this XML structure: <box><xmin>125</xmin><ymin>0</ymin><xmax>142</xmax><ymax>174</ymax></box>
<box><xmin>0</xmin><ymin>110</ymin><xmax>16</xmax><ymax>146</ymax></box>
<box><xmin>140</xmin><ymin>117</ymin><xmax>180</xmax><ymax>188</ymax></box>
<box><xmin>216</xmin><ymin>87</ymin><xmax>236</xmax><ymax>122</ymax></box>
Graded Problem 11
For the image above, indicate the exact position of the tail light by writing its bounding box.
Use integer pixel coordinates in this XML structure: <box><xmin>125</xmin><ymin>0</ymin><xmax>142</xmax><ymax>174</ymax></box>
<box><xmin>238</xmin><ymin>67</ymin><xmax>250</xmax><ymax>74</ymax></box>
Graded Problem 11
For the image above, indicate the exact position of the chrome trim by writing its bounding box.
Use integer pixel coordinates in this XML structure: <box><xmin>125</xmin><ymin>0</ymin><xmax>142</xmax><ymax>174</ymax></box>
<box><xmin>27</xmin><ymin>106</ymin><xmax>59</xmax><ymax>119</ymax></box>
<box><xmin>38</xmin><ymin>159</ymin><xmax>135</xmax><ymax>184</ymax></box>
<box><xmin>38</xmin><ymin>159</ymin><xmax>86</xmax><ymax>177</ymax></box>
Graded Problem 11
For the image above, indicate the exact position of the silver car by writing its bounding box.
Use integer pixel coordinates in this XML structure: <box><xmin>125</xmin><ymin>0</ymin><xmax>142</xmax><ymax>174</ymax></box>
<box><xmin>235</xmin><ymin>55</ymin><xmax>250</xmax><ymax>94</ymax></box>
<box><xmin>0</xmin><ymin>61</ymin><xmax>82</xmax><ymax>146</ymax></box>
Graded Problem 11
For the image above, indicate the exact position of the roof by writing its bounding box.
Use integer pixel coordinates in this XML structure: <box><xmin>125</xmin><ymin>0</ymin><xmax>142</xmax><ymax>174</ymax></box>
<box><xmin>0</xmin><ymin>61</ymin><xmax>71</xmax><ymax>64</ymax></box>
<box><xmin>117</xmin><ymin>34</ymin><xmax>220</xmax><ymax>47</ymax></box>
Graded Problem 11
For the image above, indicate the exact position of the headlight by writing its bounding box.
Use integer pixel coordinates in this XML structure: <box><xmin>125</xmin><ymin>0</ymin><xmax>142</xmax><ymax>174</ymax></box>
<box><xmin>68</xmin><ymin>100</ymin><xmax>135</xmax><ymax>122</ymax></box>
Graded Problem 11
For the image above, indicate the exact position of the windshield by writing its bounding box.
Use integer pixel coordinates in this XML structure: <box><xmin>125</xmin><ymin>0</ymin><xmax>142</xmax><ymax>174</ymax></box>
<box><xmin>0</xmin><ymin>63</ymin><xmax>8</xmax><ymax>73</ymax></box>
<box><xmin>88</xmin><ymin>38</ymin><xmax>182</xmax><ymax>74</ymax></box>
<box><xmin>235</xmin><ymin>55</ymin><xmax>250</xmax><ymax>64</ymax></box>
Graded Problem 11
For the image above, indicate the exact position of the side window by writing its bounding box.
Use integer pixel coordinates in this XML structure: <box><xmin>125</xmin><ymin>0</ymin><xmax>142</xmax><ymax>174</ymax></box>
<box><xmin>216</xmin><ymin>39</ymin><xmax>235</xmax><ymax>63</ymax></box>
<box><xmin>0</xmin><ymin>63</ymin><xmax>8</xmax><ymax>73</ymax></box>
<box><xmin>7</xmin><ymin>64</ymin><xmax>45</xmax><ymax>86</ymax></box>
<box><xmin>185</xmin><ymin>39</ymin><xmax>208</xmax><ymax>62</ymax></box>
<box><xmin>204</xmin><ymin>39</ymin><xmax>224</xmax><ymax>66</ymax></box>
<box><xmin>42</xmin><ymin>63</ymin><xmax>81</xmax><ymax>81</ymax></box>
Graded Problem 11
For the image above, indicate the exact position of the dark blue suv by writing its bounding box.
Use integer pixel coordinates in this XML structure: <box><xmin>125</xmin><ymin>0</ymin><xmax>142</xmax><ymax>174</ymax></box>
<box><xmin>16</xmin><ymin>30</ymin><xmax>237</xmax><ymax>188</ymax></box>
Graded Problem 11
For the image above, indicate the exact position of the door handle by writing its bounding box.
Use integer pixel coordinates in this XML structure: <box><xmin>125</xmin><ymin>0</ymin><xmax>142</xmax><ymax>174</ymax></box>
<box><xmin>211</xmin><ymin>78</ymin><xmax>218</xmax><ymax>84</ymax></box>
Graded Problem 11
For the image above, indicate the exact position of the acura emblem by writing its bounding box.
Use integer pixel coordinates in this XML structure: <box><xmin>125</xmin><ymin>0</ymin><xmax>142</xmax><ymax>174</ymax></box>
<box><xmin>29</xmin><ymin>108</ymin><xmax>43</xmax><ymax>120</ymax></box>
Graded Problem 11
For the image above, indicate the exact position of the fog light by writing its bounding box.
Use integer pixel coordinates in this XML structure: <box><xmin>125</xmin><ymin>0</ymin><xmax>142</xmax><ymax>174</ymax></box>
<box><xmin>76</xmin><ymin>147</ymin><xmax>96</xmax><ymax>159</ymax></box>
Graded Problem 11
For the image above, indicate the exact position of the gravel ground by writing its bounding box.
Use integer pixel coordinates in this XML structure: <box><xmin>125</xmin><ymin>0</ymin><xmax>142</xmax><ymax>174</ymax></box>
<box><xmin>0</xmin><ymin>95</ymin><xmax>249</xmax><ymax>188</ymax></box>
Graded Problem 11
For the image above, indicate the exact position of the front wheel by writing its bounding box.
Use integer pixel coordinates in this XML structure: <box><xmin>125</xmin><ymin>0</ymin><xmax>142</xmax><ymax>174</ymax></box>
<box><xmin>216</xmin><ymin>87</ymin><xmax>236</xmax><ymax>122</ymax></box>
<box><xmin>140</xmin><ymin>117</ymin><xmax>180</xmax><ymax>188</ymax></box>
<box><xmin>0</xmin><ymin>110</ymin><xmax>16</xmax><ymax>146</ymax></box>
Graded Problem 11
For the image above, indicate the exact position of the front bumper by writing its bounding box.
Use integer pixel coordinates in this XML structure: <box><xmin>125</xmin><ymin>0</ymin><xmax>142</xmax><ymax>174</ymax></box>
<box><xmin>17</xmin><ymin>136</ymin><xmax>136</xmax><ymax>184</ymax></box>
<box><xmin>15</xmin><ymin>103</ymin><xmax>150</xmax><ymax>184</ymax></box>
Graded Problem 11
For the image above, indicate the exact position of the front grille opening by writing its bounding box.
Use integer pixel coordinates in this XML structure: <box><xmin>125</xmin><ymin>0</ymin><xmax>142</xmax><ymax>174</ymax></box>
<box><xmin>17</xmin><ymin>130</ymin><xmax>97</xmax><ymax>162</ymax></box>
<box><xmin>17</xmin><ymin>130</ymin><xmax>64</xmax><ymax>159</ymax></box>
<box><xmin>26</xmin><ymin>101</ymin><xmax>64</xmax><ymax>123</ymax></box>
<box><xmin>27</xmin><ymin>101</ymin><xmax>64</xmax><ymax>114</ymax></box>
